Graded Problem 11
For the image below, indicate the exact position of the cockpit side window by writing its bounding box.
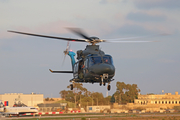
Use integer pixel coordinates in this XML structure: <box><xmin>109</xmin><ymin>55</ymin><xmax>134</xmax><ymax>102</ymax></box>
<box><xmin>103</xmin><ymin>56</ymin><xmax>113</xmax><ymax>64</ymax></box>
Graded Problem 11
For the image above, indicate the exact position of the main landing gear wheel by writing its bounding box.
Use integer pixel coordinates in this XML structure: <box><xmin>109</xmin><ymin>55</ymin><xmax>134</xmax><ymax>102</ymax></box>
<box><xmin>103</xmin><ymin>83</ymin><xmax>106</xmax><ymax>86</ymax></box>
<box><xmin>107</xmin><ymin>85</ymin><xmax>111</xmax><ymax>91</ymax></box>
<box><xmin>99</xmin><ymin>82</ymin><xmax>102</xmax><ymax>86</ymax></box>
<box><xmin>70</xmin><ymin>84</ymin><xmax>73</xmax><ymax>90</ymax></box>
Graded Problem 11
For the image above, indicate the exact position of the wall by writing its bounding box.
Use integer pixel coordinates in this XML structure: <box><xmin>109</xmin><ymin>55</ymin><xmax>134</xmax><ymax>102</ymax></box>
<box><xmin>87</xmin><ymin>105</ymin><xmax>110</xmax><ymax>113</ymax></box>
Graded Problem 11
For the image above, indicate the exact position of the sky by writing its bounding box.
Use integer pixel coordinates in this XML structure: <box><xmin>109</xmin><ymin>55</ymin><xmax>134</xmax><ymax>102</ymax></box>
<box><xmin>0</xmin><ymin>0</ymin><xmax>180</xmax><ymax>98</ymax></box>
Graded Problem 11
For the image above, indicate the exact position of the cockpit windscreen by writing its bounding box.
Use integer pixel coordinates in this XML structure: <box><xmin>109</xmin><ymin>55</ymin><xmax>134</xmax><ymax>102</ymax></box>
<box><xmin>89</xmin><ymin>55</ymin><xmax>113</xmax><ymax>66</ymax></box>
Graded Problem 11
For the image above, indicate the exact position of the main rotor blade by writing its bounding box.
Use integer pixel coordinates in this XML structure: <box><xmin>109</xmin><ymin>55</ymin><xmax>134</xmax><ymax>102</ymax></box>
<box><xmin>104</xmin><ymin>40</ymin><xmax>157</xmax><ymax>43</ymax></box>
<box><xmin>8</xmin><ymin>30</ymin><xmax>87</xmax><ymax>42</ymax></box>
<box><xmin>103</xmin><ymin>33</ymin><xmax>169</xmax><ymax>42</ymax></box>
<box><xmin>67</xmin><ymin>28</ymin><xmax>93</xmax><ymax>41</ymax></box>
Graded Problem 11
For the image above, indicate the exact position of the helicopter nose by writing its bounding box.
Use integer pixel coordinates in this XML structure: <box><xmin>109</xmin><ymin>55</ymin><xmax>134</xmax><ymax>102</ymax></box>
<box><xmin>91</xmin><ymin>63</ymin><xmax>115</xmax><ymax>75</ymax></box>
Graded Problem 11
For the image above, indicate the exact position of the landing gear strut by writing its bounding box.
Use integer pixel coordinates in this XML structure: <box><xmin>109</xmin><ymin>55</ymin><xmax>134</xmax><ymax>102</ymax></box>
<box><xmin>70</xmin><ymin>84</ymin><xmax>73</xmax><ymax>90</ymax></box>
<box><xmin>101</xmin><ymin>76</ymin><xmax>104</xmax><ymax>86</ymax></box>
<box><xmin>107</xmin><ymin>85</ymin><xmax>111</xmax><ymax>91</ymax></box>
<box><xmin>99</xmin><ymin>82</ymin><xmax>102</xmax><ymax>86</ymax></box>
<box><xmin>107</xmin><ymin>82</ymin><xmax>111</xmax><ymax>91</ymax></box>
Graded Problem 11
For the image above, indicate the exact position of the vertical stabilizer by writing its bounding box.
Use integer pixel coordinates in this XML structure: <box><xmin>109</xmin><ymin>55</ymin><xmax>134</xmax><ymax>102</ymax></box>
<box><xmin>68</xmin><ymin>51</ymin><xmax>76</xmax><ymax>70</ymax></box>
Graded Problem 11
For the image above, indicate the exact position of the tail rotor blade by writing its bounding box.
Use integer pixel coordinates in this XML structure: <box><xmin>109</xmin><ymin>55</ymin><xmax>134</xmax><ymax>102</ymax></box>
<box><xmin>61</xmin><ymin>54</ymin><xmax>66</xmax><ymax>67</ymax></box>
<box><xmin>68</xmin><ymin>43</ymin><xmax>71</xmax><ymax>51</ymax></box>
<box><xmin>64</xmin><ymin>41</ymin><xmax>70</xmax><ymax>55</ymax></box>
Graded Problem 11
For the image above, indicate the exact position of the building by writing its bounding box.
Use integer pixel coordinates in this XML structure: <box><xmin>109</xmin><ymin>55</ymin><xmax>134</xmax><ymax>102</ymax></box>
<box><xmin>37</xmin><ymin>103</ymin><xmax>67</xmax><ymax>112</ymax></box>
<box><xmin>134</xmin><ymin>92</ymin><xmax>180</xmax><ymax>110</ymax></box>
<box><xmin>112</xmin><ymin>92</ymin><xmax>180</xmax><ymax>112</ymax></box>
<box><xmin>0</xmin><ymin>93</ymin><xmax>43</xmax><ymax>107</ymax></box>
<box><xmin>135</xmin><ymin>92</ymin><xmax>180</xmax><ymax>105</ymax></box>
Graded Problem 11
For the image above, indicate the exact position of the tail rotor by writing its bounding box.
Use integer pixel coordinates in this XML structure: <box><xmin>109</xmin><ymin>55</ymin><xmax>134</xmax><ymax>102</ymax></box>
<box><xmin>62</xmin><ymin>41</ymin><xmax>70</xmax><ymax>66</ymax></box>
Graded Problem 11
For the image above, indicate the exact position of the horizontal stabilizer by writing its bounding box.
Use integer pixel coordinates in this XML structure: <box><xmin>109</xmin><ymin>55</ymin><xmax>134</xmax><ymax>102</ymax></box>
<box><xmin>49</xmin><ymin>69</ymin><xmax>73</xmax><ymax>73</ymax></box>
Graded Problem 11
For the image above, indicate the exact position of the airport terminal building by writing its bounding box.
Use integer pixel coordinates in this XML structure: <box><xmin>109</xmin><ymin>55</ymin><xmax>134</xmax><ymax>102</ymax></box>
<box><xmin>0</xmin><ymin>93</ymin><xmax>43</xmax><ymax>107</ymax></box>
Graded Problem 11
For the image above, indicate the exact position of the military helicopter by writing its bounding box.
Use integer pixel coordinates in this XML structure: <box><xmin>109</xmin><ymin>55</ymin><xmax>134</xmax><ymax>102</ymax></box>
<box><xmin>8</xmin><ymin>28</ymin><xmax>162</xmax><ymax>91</ymax></box>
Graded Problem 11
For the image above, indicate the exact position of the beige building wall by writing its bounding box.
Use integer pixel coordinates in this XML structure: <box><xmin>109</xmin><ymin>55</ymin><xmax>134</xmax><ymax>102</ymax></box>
<box><xmin>113</xmin><ymin>92</ymin><xmax>180</xmax><ymax>111</ymax></box>
<box><xmin>133</xmin><ymin>92</ymin><xmax>180</xmax><ymax>109</ymax></box>
<box><xmin>87</xmin><ymin>105</ymin><xmax>110</xmax><ymax>112</ymax></box>
<box><xmin>0</xmin><ymin>93</ymin><xmax>43</xmax><ymax>107</ymax></box>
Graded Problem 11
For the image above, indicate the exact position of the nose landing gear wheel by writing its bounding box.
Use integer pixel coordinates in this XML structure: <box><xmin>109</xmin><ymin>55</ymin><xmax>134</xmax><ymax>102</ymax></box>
<box><xmin>70</xmin><ymin>84</ymin><xmax>73</xmax><ymax>90</ymax></box>
<box><xmin>103</xmin><ymin>83</ymin><xmax>106</xmax><ymax>86</ymax></box>
<box><xmin>99</xmin><ymin>82</ymin><xmax>102</xmax><ymax>86</ymax></box>
<box><xmin>107</xmin><ymin>85</ymin><xmax>111</xmax><ymax>91</ymax></box>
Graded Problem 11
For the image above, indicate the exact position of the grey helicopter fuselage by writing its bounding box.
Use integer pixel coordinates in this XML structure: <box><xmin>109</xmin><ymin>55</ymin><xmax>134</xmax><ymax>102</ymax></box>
<box><xmin>8</xmin><ymin>29</ymin><xmax>160</xmax><ymax>91</ymax></box>
<box><xmin>69</xmin><ymin>45</ymin><xmax>115</xmax><ymax>85</ymax></box>
<box><xmin>8</xmin><ymin>29</ymin><xmax>158</xmax><ymax>91</ymax></box>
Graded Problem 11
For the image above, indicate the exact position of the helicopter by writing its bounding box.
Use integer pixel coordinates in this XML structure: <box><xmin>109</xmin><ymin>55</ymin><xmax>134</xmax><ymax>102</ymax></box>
<box><xmin>8</xmin><ymin>28</ymin><xmax>163</xmax><ymax>91</ymax></box>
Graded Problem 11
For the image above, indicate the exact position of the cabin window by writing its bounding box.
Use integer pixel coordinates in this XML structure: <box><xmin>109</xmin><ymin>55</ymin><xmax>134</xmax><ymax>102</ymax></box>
<box><xmin>73</xmin><ymin>63</ymin><xmax>78</xmax><ymax>74</ymax></box>
<box><xmin>78</xmin><ymin>60</ymin><xmax>84</xmax><ymax>71</ymax></box>
<box><xmin>85</xmin><ymin>59</ymin><xmax>88</xmax><ymax>68</ymax></box>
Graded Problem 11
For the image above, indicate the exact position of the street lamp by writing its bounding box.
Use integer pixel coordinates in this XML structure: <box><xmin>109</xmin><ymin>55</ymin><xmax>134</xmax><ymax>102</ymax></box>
<box><xmin>92</xmin><ymin>91</ymin><xmax>94</xmax><ymax>106</ymax></box>
<box><xmin>97</xmin><ymin>98</ymin><xmax>98</xmax><ymax>106</ymax></box>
